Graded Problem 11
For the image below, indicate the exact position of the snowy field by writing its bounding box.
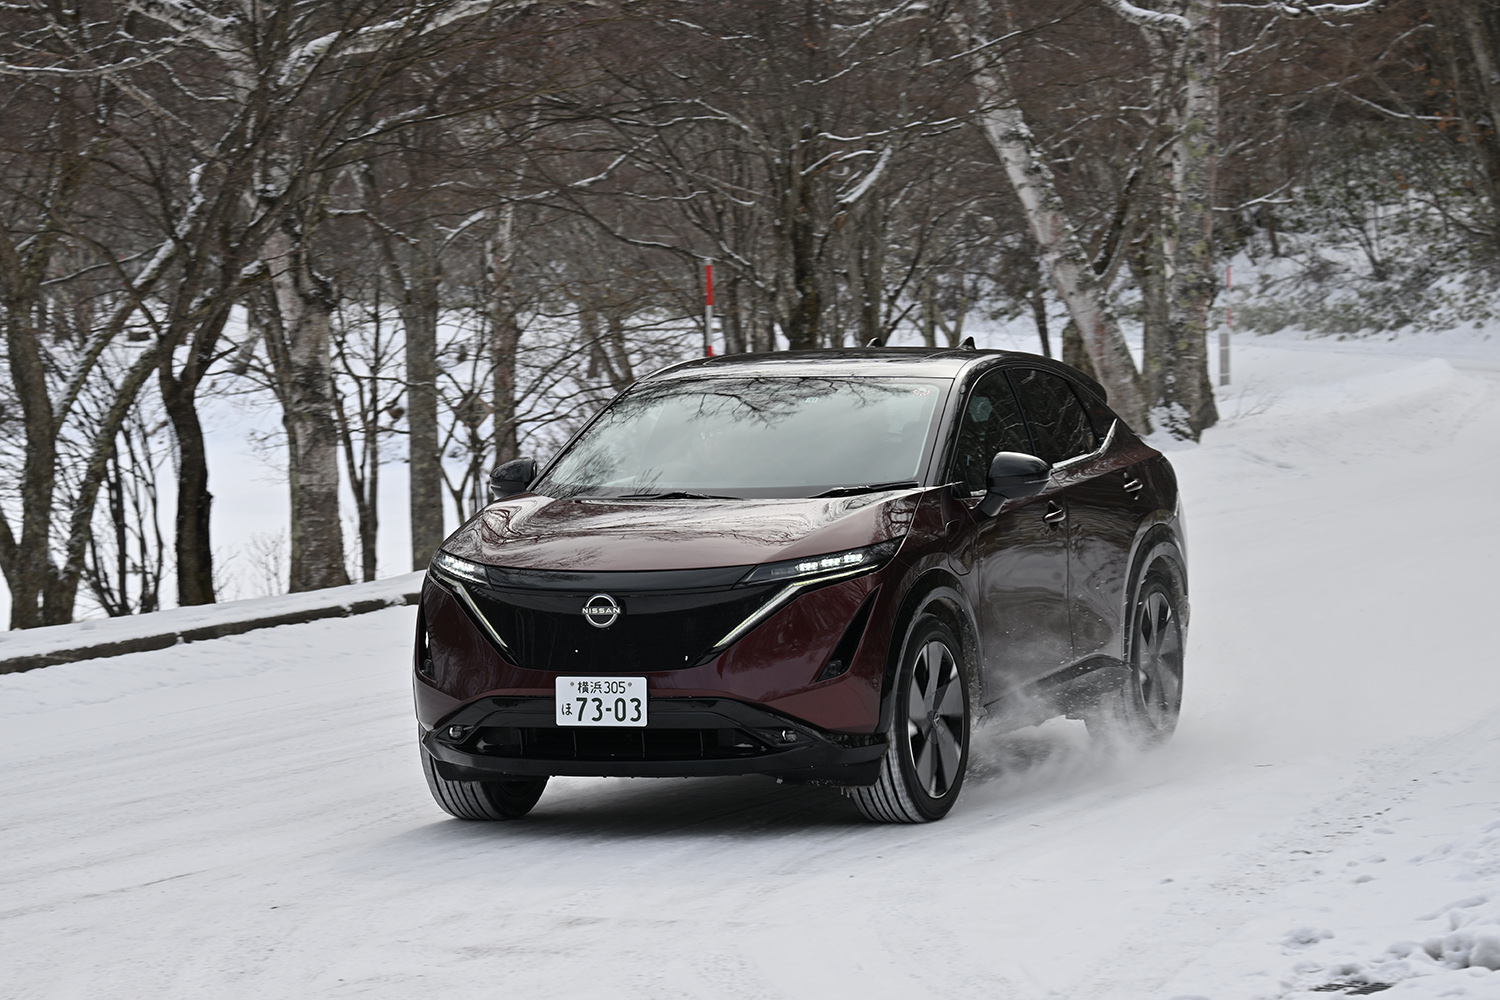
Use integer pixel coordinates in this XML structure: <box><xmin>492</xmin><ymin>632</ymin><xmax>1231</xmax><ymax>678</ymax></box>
<box><xmin>2</xmin><ymin>333</ymin><xmax>1500</xmax><ymax>999</ymax></box>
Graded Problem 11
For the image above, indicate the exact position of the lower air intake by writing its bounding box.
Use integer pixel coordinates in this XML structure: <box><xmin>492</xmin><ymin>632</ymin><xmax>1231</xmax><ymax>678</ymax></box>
<box><xmin>473</xmin><ymin>726</ymin><xmax>775</xmax><ymax>761</ymax></box>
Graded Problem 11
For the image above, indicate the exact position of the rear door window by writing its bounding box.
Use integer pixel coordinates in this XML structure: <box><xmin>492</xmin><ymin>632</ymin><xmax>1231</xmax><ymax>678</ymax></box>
<box><xmin>1076</xmin><ymin>390</ymin><xmax>1119</xmax><ymax>441</ymax></box>
<box><xmin>1009</xmin><ymin>368</ymin><xmax>1097</xmax><ymax>465</ymax></box>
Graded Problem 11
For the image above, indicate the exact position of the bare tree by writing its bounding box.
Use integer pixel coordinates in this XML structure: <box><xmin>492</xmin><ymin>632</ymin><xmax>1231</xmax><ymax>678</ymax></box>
<box><xmin>0</xmin><ymin>10</ymin><xmax>175</xmax><ymax>625</ymax></box>
<box><xmin>116</xmin><ymin>0</ymin><xmax>564</xmax><ymax>592</ymax></box>
<box><xmin>84</xmin><ymin>404</ymin><xmax>169</xmax><ymax>616</ymax></box>
<box><xmin>330</xmin><ymin>287</ymin><xmax>405</xmax><ymax>583</ymax></box>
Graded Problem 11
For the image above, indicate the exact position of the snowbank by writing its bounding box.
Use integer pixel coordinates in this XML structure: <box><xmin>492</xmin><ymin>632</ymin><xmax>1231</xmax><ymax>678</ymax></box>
<box><xmin>0</xmin><ymin>571</ymin><xmax>423</xmax><ymax>675</ymax></box>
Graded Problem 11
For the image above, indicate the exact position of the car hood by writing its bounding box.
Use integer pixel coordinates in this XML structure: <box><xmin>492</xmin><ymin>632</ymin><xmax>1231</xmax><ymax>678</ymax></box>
<box><xmin>439</xmin><ymin>490</ymin><xmax>922</xmax><ymax>573</ymax></box>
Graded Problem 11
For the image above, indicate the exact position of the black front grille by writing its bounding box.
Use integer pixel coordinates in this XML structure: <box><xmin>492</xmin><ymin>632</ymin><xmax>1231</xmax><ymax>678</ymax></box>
<box><xmin>473</xmin><ymin>726</ymin><xmax>774</xmax><ymax>761</ymax></box>
<box><xmin>463</xmin><ymin>574</ymin><xmax>778</xmax><ymax>673</ymax></box>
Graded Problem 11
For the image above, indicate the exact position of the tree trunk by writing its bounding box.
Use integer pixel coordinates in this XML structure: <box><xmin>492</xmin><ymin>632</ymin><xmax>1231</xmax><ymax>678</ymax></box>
<box><xmin>491</xmin><ymin>309</ymin><xmax>521</xmax><ymax>466</ymax></box>
<box><xmin>331</xmin><ymin>358</ymin><xmax>379</xmax><ymax>584</ymax></box>
<box><xmin>488</xmin><ymin>208</ymin><xmax>522</xmax><ymax>467</ymax></box>
<box><xmin>1134</xmin><ymin>208</ymin><xmax>1172</xmax><ymax>418</ymax></box>
<box><xmin>783</xmin><ymin>139</ymin><xmax>822</xmax><ymax>351</ymax></box>
<box><xmin>786</xmin><ymin>233</ymin><xmax>821</xmax><ymax>349</ymax></box>
<box><xmin>392</xmin><ymin>228</ymin><xmax>444</xmax><ymax>571</ymax></box>
<box><xmin>151</xmin><ymin>300</ymin><xmax>229</xmax><ymax>609</ymax></box>
<box><xmin>843</xmin><ymin>206</ymin><xmax>884</xmax><ymax>345</ymax></box>
<box><xmin>605</xmin><ymin>310</ymin><xmax>634</xmax><ymax>390</ymax></box>
<box><xmin>265</xmin><ymin>227</ymin><xmax>351</xmax><ymax>593</ymax></box>
<box><xmin>1030</xmin><ymin>287</ymin><xmax>1052</xmax><ymax>358</ymax></box>
<box><xmin>160</xmin><ymin>376</ymin><xmax>215</xmax><ymax>605</ymax></box>
<box><xmin>954</xmin><ymin>14</ymin><xmax>1151</xmax><ymax>429</ymax></box>
<box><xmin>1157</xmin><ymin>0</ymin><xmax>1220</xmax><ymax>438</ymax></box>
<box><xmin>582</xmin><ymin>303</ymin><xmax>607</xmax><ymax>381</ymax></box>
<box><xmin>722</xmin><ymin>275</ymin><xmax>746</xmax><ymax>354</ymax></box>
<box><xmin>1061</xmin><ymin>320</ymin><xmax>1098</xmax><ymax>382</ymax></box>
<box><xmin>3</xmin><ymin>289</ymin><xmax>58</xmax><ymax>628</ymax></box>
<box><xmin>935</xmin><ymin>287</ymin><xmax>968</xmax><ymax>348</ymax></box>
<box><xmin>360</xmin><ymin>423</ymin><xmax>379</xmax><ymax>583</ymax></box>
<box><xmin>919</xmin><ymin>277</ymin><xmax>937</xmax><ymax>348</ymax></box>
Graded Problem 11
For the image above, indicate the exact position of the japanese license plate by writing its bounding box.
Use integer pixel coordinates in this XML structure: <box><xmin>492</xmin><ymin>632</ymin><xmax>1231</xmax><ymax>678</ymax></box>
<box><xmin>556</xmin><ymin>677</ymin><xmax>648</xmax><ymax>727</ymax></box>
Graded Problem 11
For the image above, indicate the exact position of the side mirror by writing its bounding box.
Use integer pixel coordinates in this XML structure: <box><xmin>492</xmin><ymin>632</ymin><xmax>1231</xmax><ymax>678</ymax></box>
<box><xmin>488</xmin><ymin>457</ymin><xmax>537</xmax><ymax>502</ymax></box>
<box><xmin>978</xmin><ymin>452</ymin><xmax>1050</xmax><ymax>517</ymax></box>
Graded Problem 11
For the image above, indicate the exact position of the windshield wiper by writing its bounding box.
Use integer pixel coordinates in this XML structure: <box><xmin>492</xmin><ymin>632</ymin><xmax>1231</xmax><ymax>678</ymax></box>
<box><xmin>811</xmin><ymin>481</ymin><xmax>920</xmax><ymax>498</ymax></box>
<box><xmin>615</xmin><ymin>490</ymin><xmax>738</xmax><ymax>500</ymax></box>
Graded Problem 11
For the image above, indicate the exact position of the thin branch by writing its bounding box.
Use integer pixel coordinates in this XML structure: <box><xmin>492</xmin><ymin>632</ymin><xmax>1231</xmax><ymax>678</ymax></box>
<box><xmin>1101</xmin><ymin>0</ymin><xmax>1189</xmax><ymax>33</ymax></box>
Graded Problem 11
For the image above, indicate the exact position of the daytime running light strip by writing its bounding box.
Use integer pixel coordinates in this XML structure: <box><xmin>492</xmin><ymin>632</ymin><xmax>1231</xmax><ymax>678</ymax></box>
<box><xmin>434</xmin><ymin>570</ymin><xmax>513</xmax><ymax>653</ymax></box>
<box><xmin>707</xmin><ymin>563</ymin><xmax>879</xmax><ymax>654</ymax></box>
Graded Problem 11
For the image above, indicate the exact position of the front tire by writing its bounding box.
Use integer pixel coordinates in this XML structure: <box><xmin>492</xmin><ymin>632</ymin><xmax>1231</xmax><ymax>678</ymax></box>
<box><xmin>850</xmin><ymin>616</ymin><xmax>971</xmax><ymax>823</ymax></box>
<box><xmin>420</xmin><ymin>742</ymin><xmax>548</xmax><ymax>820</ymax></box>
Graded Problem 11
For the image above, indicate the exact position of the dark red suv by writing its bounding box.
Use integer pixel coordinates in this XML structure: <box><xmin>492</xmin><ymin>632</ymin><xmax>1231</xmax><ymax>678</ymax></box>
<box><xmin>414</xmin><ymin>348</ymin><xmax>1187</xmax><ymax>823</ymax></box>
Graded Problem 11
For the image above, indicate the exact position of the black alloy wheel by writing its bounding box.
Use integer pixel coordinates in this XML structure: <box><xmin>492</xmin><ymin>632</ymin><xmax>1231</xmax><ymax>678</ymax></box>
<box><xmin>851</xmin><ymin>615</ymin><xmax>971</xmax><ymax>823</ymax></box>
<box><xmin>1089</xmin><ymin>569</ymin><xmax>1184</xmax><ymax>746</ymax></box>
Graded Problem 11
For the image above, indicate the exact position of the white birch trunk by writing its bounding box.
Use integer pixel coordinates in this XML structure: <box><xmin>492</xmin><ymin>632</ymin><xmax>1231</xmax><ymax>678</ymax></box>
<box><xmin>953</xmin><ymin>14</ymin><xmax>1151</xmax><ymax>429</ymax></box>
<box><xmin>264</xmin><ymin>226</ymin><xmax>352</xmax><ymax>592</ymax></box>
<box><xmin>386</xmin><ymin>221</ymin><xmax>443</xmax><ymax>572</ymax></box>
<box><xmin>487</xmin><ymin>203</ymin><xmax>523</xmax><ymax>468</ymax></box>
<box><xmin>1159</xmin><ymin>0</ymin><xmax>1220</xmax><ymax>437</ymax></box>
<box><xmin>974</xmin><ymin>92</ymin><xmax>1151</xmax><ymax>428</ymax></box>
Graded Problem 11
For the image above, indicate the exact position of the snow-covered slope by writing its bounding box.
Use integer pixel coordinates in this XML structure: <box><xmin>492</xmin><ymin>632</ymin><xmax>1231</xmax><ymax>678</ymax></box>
<box><xmin>2</xmin><ymin>336</ymin><xmax>1498</xmax><ymax>1000</ymax></box>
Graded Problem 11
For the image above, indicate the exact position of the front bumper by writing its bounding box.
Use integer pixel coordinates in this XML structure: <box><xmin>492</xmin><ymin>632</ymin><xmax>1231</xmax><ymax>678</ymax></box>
<box><xmin>421</xmin><ymin>695</ymin><xmax>888</xmax><ymax>785</ymax></box>
<box><xmin>415</xmin><ymin>565</ymin><xmax>894</xmax><ymax>735</ymax></box>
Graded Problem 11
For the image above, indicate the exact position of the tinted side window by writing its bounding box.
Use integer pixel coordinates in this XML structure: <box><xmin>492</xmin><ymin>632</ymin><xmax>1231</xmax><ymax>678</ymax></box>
<box><xmin>1010</xmin><ymin>368</ymin><xmax>1096</xmax><ymax>464</ymax></box>
<box><xmin>1077</xmin><ymin>390</ymin><xmax>1120</xmax><ymax>440</ymax></box>
<box><xmin>949</xmin><ymin>370</ymin><xmax>1033</xmax><ymax>493</ymax></box>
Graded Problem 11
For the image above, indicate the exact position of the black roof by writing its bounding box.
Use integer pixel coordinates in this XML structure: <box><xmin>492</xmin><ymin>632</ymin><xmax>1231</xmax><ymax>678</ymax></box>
<box><xmin>645</xmin><ymin>347</ymin><xmax>1109</xmax><ymax>402</ymax></box>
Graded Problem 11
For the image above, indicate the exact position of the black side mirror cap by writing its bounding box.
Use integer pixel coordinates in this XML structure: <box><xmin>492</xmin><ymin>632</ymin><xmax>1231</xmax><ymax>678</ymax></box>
<box><xmin>488</xmin><ymin>457</ymin><xmax>537</xmax><ymax>502</ymax></box>
<box><xmin>978</xmin><ymin>452</ymin><xmax>1050</xmax><ymax>517</ymax></box>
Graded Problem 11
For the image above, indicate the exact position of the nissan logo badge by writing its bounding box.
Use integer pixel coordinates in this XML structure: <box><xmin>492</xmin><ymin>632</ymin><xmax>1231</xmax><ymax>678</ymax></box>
<box><xmin>582</xmin><ymin>593</ymin><xmax>621</xmax><ymax>629</ymax></box>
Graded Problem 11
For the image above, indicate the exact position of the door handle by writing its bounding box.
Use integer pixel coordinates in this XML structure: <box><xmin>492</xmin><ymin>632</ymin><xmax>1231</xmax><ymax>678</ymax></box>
<box><xmin>1123</xmin><ymin>477</ymin><xmax>1144</xmax><ymax>496</ymax></box>
<box><xmin>1043</xmin><ymin>501</ymin><xmax>1066</xmax><ymax>525</ymax></box>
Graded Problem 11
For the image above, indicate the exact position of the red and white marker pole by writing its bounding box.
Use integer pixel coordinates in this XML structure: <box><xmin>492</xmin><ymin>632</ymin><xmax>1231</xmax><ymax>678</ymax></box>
<box><xmin>703</xmin><ymin>262</ymin><xmax>714</xmax><ymax>358</ymax></box>
<box><xmin>1220</xmin><ymin>265</ymin><xmax>1231</xmax><ymax>386</ymax></box>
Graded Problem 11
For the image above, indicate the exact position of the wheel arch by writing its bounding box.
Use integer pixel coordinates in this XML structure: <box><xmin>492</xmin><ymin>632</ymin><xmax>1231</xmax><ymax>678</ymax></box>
<box><xmin>877</xmin><ymin>569</ymin><xmax>982</xmax><ymax>734</ymax></box>
<box><xmin>1125</xmin><ymin>523</ymin><xmax>1189</xmax><ymax>635</ymax></box>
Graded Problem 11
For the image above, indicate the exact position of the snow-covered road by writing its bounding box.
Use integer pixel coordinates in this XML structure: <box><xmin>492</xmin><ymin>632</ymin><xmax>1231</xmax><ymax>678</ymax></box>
<box><xmin>3</xmin><ymin>337</ymin><xmax>1499</xmax><ymax>1000</ymax></box>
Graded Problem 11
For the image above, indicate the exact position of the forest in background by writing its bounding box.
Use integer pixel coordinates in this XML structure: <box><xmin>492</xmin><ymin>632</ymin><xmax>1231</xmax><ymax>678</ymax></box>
<box><xmin>2</xmin><ymin>0</ymin><xmax>1496</xmax><ymax>628</ymax></box>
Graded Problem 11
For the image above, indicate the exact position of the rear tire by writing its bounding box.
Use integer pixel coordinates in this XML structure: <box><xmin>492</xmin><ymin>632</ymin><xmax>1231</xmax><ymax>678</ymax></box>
<box><xmin>1086</xmin><ymin>569</ymin><xmax>1184</xmax><ymax>747</ymax></box>
<box><xmin>850</xmin><ymin>616</ymin><xmax>971</xmax><ymax>823</ymax></box>
<box><xmin>420</xmin><ymin>742</ymin><xmax>548</xmax><ymax>820</ymax></box>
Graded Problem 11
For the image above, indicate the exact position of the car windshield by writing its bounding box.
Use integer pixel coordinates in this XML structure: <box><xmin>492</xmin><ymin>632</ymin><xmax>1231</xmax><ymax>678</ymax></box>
<box><xmin>537</xmin><ymin>375</ymin><xmax>948</xmax><ymax>499</ymax></box>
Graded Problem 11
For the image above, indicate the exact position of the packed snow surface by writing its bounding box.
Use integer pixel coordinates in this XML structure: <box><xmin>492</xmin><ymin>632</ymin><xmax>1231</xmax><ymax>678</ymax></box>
<box><xmin>3</xmin><ymin>333</ymin><xmax>1500</xmax><ymax>999</ymax></box>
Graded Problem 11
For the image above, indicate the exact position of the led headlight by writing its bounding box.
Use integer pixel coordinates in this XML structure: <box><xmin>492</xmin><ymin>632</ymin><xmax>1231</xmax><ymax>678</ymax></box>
<box><xmin>430</xmin><ymin>549</ymin><xmax>489</xmax><ymax>586</ymax></box>
<box><xmin>709</xmin><ymin>538</ymin><xmax>902</xmax><ymax>656</ymax></box>
<box><xmin>741</xmin><ymin>538</ymin><xmax>901</xmax><ymax>586</ymax></box>
<box><xmin>428</xmin><ymin>549</ymin><xmax>513</xmax><ymax>653</ymax></box>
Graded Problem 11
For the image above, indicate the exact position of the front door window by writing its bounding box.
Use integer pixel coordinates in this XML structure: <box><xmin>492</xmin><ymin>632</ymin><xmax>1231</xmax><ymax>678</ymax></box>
<box><xmin>949</xmin><ymin>370</ymin><xmax>1033</xmax><ymax>493</ymax></box>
